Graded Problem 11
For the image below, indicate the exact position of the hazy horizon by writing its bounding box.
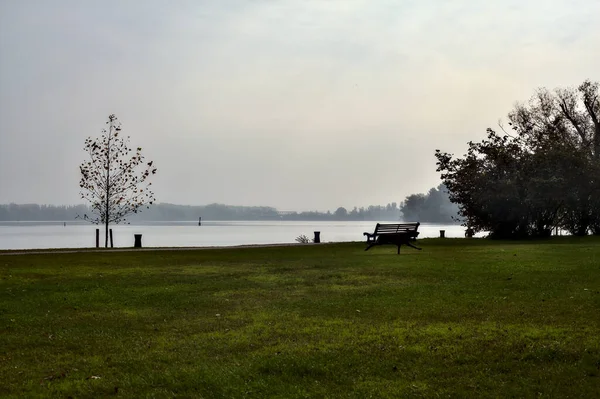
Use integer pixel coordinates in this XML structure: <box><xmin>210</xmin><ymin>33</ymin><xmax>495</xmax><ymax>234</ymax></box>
<box><xmin>0</xmin><ymin>200</ymin><xmax>403</xmax><ymax>214</ymax></box>
<box><xmin>1</xmin><ymin>0</ymin><xmax>599</xmax><ymax>212</ymax></box>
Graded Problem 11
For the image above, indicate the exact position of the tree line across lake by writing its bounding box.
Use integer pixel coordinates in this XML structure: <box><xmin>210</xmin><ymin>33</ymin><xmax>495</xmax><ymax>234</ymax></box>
<box><xmin>0</xmin><ymin>185</ymin><xmax>459</xmax><ymax>223</ymax></box>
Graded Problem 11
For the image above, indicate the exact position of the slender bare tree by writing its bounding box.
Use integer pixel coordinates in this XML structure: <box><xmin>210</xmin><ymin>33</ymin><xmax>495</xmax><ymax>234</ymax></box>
<box><xmin>79</xmin><ymin>114</ymin><xmax>157</xmax><ymax>247</ymax></box>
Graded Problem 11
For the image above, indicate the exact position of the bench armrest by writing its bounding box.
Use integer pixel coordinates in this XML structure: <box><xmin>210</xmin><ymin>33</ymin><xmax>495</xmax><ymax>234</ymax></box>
<box><xmin>364</xmin><ymin>232</ymin><xmax>377</xmax><ymax>243</ymax></box>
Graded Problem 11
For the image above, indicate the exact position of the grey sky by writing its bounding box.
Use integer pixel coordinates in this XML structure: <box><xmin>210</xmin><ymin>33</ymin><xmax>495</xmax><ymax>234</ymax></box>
<box><xmin>1</xmin><ymin>0</ymin><xmax>598</xmax><ymax>211</ymax></box>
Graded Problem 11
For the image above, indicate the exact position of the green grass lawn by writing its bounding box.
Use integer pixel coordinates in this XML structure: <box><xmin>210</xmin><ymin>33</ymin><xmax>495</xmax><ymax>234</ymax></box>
<box><xmin>1</xmin><ymin>238</ymin><xmax>599</xmax><ymax>398</ymax></box>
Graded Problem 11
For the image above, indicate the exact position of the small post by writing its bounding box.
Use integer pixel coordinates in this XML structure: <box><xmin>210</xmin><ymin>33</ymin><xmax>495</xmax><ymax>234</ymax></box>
<box><xmin>198</xmin><ymin>217</ymin><xmax>202</xmax><ymax>226</ymax></box>
<box><xmin>109</xmin><ymin>229</ymin><xmax>114</xmax><ymax>248</ymax></box>
<box><xmin>314</xmin><ymin>231</ymin><xmax>321</xmax><ymax>243</ymax></box>
<box><xmin>134</xmin><ymin>234</ymin><xmax>142</xmax><ymax>248</ymax></box>
<box><xmin>95</xmin><ymin>228</ymin><xmax>99</xmax><ymax>248</ymax></box>
<box><xmin>439</xmin><ymin>230</ymin><xmax>445</xmax><ymax>238</ymax></box>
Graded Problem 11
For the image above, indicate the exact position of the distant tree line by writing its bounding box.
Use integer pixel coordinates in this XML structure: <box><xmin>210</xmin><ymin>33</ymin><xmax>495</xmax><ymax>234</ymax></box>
<box><xmin>313</xmin><ymin>203</ymin><xmax>402</xmax><ymax>221</ymax></box>
<box><xmin>0</xmin><ymin>198</ymin><xmax>460</xmax><ymax>223</ymax></box>
<box><xmin>0</xmin><ymin>204</ymin><xmax>89</xmax><ymax>221</ymax></box>
<box><xmin>133</xmin><ymin>203</ymin><xmax>282</xmax><ymax>221</ymax></box>
<box><xmin>0</xmin><ymin>203</ymin><xmax>401</xmax><ymax>222</ymax></box>
<box><xmin>399</xmin><ymin>184</ymin><xmax>460</xmax><ymax>223</ymax></box>
<box><xmin>436</xmin><ymin>80</ymin><xmax>600</xmax><ymax>238</ymax></box>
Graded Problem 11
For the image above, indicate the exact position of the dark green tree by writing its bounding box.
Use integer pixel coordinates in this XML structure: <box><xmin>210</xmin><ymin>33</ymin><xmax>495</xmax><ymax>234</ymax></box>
<box><xmin>508</xmin><ymin>80</ymin><xmax>600</xmax><ymax>235</ymax></box>
<box><xmin>436</xmin><ymin>80</ymin><xmax>600</xmax><ymax>238</ymax></box>
<box><xmin>436</xmin><ymin>130</ymin><xmax>533</xmax><ymax>238</ymax></box>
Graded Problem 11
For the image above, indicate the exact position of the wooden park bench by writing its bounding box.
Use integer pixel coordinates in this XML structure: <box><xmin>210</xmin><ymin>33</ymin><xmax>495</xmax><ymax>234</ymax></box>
<box><xmin>363</xmin><ymin>223</ymin><xmax>422</xmax><ymax>254</ymax></box>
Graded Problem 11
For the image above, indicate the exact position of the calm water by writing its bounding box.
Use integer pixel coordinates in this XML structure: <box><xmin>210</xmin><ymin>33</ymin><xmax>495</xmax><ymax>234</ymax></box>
<box><xmin>0</xmin><ymin>221</ymin><xmax>474</xmax><ymax>250</ymax></box>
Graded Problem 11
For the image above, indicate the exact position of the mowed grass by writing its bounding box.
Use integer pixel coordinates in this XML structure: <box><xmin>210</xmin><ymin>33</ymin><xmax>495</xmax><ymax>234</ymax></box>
<box><xmin>1</xmin><ymin>238</ymin><xmax>599</xmax><ymax>398</ymax></box>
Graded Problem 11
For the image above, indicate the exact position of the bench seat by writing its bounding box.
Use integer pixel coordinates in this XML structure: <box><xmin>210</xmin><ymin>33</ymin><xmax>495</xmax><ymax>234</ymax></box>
<box><xmin>363</xmin><ymin>222</ymin><xmax>421</xmax><ymax>254</ymax></box>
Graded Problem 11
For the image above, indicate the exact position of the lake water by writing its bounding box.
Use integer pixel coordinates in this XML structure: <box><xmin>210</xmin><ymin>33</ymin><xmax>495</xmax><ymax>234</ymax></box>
<box><xmin>0</xmin><ymin>221</ymin><xmax>475</xmax><ymax>250</ymax></box>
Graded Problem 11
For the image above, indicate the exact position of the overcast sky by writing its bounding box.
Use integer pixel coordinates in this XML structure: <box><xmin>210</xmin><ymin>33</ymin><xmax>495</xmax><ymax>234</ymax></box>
<box><xmin>0</xmin><ymin>0</ymin><xmax>598</xmax><ymax>211</ymax></box>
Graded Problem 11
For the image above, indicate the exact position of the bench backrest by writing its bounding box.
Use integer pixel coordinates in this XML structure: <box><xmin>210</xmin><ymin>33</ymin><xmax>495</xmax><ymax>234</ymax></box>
<box><xmin>375</xmin><ymin>223</ymin><xmax>420</xmax><ymax>234</ymax></box>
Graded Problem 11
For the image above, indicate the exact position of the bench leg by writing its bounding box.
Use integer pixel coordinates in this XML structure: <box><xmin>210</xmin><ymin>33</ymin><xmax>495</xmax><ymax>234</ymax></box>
<box><xmin>397</xmin><ymin>244</ymin><xmax>401</xmax><ymax>254</ymax></box>
<box><xmin>406</xmin><ymin>241</ymin><xmax>422</xmax><ymax>251</ymax></box>
<box><xmin>365</xmin><ymin>243</ymin><xmax>376</xmax><ymax>251</ymax></box>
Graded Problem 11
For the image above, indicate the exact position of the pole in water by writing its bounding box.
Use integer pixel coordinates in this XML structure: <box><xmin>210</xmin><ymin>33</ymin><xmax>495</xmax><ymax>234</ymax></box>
<box><xmin>199</xmin><ymin>217</ymin><xmax>202</xmax><ymax>226</ymax></box>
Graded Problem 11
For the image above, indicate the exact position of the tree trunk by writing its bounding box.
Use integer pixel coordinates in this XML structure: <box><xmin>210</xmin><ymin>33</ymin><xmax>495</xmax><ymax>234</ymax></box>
<box><xmin>576</xmin><ymin>212</ymin><xmax>590</xmax><ymax>236</ymax></box>
<box><xmin>105</xmin><ymin>119</ymin><xmax>112</xmax><ymax>248</ymax></box>
<box><xmin>595</xmin><ymin>128</ymin><xmax>600</xmax><ymax>160</ymax></box>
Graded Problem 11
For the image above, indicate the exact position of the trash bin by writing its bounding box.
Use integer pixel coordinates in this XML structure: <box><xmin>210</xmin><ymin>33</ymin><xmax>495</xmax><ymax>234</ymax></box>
<box><xmin>440</xmin><ymin>230</ymin><xmax>446</xmax><ymax>238</ymax></box>
<box><xmin>314</xmin><ymin>231</ymin><xmax>321</xmax><ymax>243</ymax></box>
<box><xmin>134</xmin><ymin>234</ymin><xmax>142</xmax><ymax>248</ymax></box>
